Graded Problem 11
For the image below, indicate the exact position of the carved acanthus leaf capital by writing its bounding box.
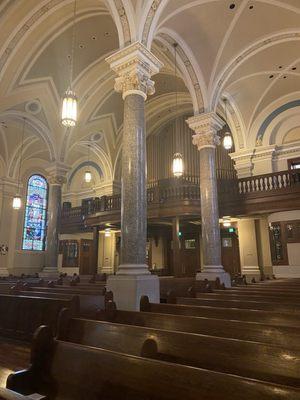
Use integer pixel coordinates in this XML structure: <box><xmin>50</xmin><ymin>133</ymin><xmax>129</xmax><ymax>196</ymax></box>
<box><xmin>106</xmin><ymin>41</ymin><xmax>163</xmax><ymax>100</ymax></box>
<box><xmin>48</xmin><ymin>175</ymin><xmax>67</xmax><ymax>185</ymax></box>
<box><xmin>187</xmin><ymin>112</ymin><xmax>225</xmax><ymax>150</ymax></box>
<box><xmin>192</xmin><ymin>131</ymin><xmax>220</xmax><ymax>150</ymax></box>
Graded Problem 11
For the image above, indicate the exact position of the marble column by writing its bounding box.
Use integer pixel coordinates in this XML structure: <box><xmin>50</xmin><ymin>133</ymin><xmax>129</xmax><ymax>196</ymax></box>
<box><xmin>106</xmin><ymin>42</ymin><xmax>163</xmax><ymax>310</ymax></box>
<box><xmin>42</xmin><ymin>173</ymin><xmax>66</xmax><ymax>277</ymax></box>
<box><xmin>187</xmin><ymin>112</ymin><xmax>231</xmax><ymax>287</ymax></box>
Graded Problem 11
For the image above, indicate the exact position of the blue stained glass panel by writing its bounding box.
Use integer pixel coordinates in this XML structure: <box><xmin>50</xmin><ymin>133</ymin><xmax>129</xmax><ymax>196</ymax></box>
<box><xmin>22</xmin><ymin>175</ymin><xmax>48</xmax><ymax>251</ymax></box>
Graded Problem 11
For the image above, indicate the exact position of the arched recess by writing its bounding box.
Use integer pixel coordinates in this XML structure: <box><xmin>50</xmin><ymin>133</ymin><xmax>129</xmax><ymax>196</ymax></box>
<box><xmin>248</xmin><ymin>94</ymin><xmax>300</xmax><ymax>147</ymax></box>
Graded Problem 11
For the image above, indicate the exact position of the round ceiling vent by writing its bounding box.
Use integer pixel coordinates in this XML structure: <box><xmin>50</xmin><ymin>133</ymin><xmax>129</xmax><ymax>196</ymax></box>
<box><xmin>25</xmin><ymin>100</ymin><xmax>41</xmax><ymax>115</ymax></box>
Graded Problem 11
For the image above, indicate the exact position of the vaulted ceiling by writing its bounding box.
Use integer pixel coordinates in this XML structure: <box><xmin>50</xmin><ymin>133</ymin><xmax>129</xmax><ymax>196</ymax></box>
<box><xmin>0</xmin><ymin>0</ymin><xmax>299</xmax><ymax>185</ymax></box>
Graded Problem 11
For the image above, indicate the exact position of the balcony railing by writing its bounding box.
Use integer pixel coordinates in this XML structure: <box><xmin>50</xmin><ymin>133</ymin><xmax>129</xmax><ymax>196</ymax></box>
<box><xmin>61</xmin><ymin>170</ymin><xmax>300</xmax><ymax>230</ymax></box>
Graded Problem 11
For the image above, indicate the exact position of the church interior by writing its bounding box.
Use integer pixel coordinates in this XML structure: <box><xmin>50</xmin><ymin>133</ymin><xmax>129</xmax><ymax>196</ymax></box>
<box><xmin>0</xmin><ymin>0</ymin><xmax>300</xmax><ymax>399</ymax></box>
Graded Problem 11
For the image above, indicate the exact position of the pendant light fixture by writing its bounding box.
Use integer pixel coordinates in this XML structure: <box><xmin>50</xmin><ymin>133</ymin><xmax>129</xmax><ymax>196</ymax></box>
<box><xmin>84</xmin><ymin>142</ymin><xmax>92</xmax><ymax>183</ymax></box>
<box><xmin>61</xmin><ymin>0</ymin><xmax>78</xmax><ymax>127</ymax></box>
<box><xmin>172</xmin><ymin>43</ymin><xmax>184</xmax><ymax>178</ymax></box>
<box><xmin>222</xmin><ymin>98</ymin><xmax>233</xmax><ymax>150</ymax></box>
<box><xmin>222</xmin><ymin>216</ymin><xmax>232</xmax><ymax>228</ymax></box>
<box><xmin>13</xmin><ymin>117</ymin><xmax>26</xmax><ymax>210</ymax></box>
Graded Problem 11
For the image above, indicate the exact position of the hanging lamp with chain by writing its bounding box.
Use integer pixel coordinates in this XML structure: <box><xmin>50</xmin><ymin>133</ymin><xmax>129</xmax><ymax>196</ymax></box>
<box><xmin>62</xmin><ymin>0</ymin><xmax>78</xmax><ymax>127</ymax></box>
<box><xmin>13</xmin><ymin>117</ymin><xmax>26</xmax><ymax>210</ymax></box>
<box><xmin>222</xmin><ymin>98</ymin><xmax>233</xmax><ymax>150</ymax></box>
<box><xmin>172</xmin><ymin>43</ymin><xmax>184</xmax><ymax>178</ymax></box>
<box><xmin>84</xmin><ymin>142</ymin><xmax>92</xmax><ymax>183</ymax></box>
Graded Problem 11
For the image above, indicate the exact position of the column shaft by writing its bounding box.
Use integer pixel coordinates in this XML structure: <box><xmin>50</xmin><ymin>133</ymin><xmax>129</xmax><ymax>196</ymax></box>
<box><xmin>91</xmin><ymin>226</ymin><xmax>99</xmax><ymax>275</ymax></box>
<box><xmin>121</xmin><ymin>93</ymin><xmax>147</xmax><ymax>267</ymax></box>
<box><xmin>172</xmin><ymin>217</ymin><xmax>181</xmax><ymax>277</ymax></box>
<box><xmin>45</xmin><ymin>184</ymin><xmax>61</xmax><ymax>269</ymax></box>
<box><xmin>199</xmin><ymin>147</ymin><xmax>222</xmax><ymax>267</ymax></box>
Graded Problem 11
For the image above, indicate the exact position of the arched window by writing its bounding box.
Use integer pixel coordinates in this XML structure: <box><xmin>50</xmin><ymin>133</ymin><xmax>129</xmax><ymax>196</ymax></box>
<box><xmin>22</xmin><ymin>174</ymin><xmax>48</xmax><ymax>251</ymax></box>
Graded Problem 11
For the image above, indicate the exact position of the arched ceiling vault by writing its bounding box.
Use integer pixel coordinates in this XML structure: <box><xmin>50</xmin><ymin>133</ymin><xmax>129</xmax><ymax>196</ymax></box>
<box><xmin>0</xmin><ymin>0</ymin><xmax>300</xmax><ymax>184</ymax></box>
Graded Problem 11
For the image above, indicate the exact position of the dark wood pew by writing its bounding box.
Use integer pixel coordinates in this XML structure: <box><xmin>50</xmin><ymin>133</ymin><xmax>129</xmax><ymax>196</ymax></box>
<box><xmin>11</xmin><ymin>289</ymin><xmax>109</xmax><ymax>318</ymax></box>
<box><xmin>217</xmin><ymin>288</ymin><xmax>300</xmax><ymax>298</ymax></box>
<box><xmin>57</xmin><ymin>311</ymin><xmax>300</xmax><ymax>387</ymax></box>
<box><xmin>140</xmin><ymin>296</ymin><xmax>300</xmax><ymax>328</ymax></box>
<box><xmin>7</xmin><ymin>326</ymin><xmax>300</xmax><ymax>400</ymax></box>
<box><xmin>27</xmin><ymin>286</ymin><xmax>105</xmax><ymax>295</ymax></box>
<box><xmin>192</xmin><ymin>292</ymin><xmax>300</xmax><ymax>304</ymax></box>
<box><xmin>0</xmin><ymin>294</ymin><xmax>78</xmax><ymax>340</ymax></box>
<box><xmin>171</xmin><ymin>296</ymin><xmax>300</xmax><ymax>313</ymax></box>
<box><xmin>97</xmin><ymin>302</ymin><xmax>300</xmax><ymax>350</ymax></box>
<box><xmin>0</xmin><ymin>388</ymin><xmax>44</xmax><ymax>399</ymax></box>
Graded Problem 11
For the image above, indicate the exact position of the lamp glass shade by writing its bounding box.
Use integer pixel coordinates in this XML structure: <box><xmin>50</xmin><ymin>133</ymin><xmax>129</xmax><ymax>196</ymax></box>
<box><xmin>105</xmin><ymin>228</ymin><xmax>111</xmax><ymax>238</ymax></box>
<box><xmin>62</xmin><ymin>90</ymin><xmax>77</xmax><ymax>127</ymax></box>
<box><xmin>12</xmin><ymin>195</ymin><xmax>21</xmax><ymax>210</ymax></box>
<box><xmin>222</xmin><ymin>217</ymin><xmax>231</xmax><ymax>228</ymax></box>
<box><xmin>223</xmin><ymin>133</ymin><xmax>233</xmax><ymax>150</ymax></box>
<box><xmin>84</xmin><ymin>171</ymin><xmax>92</xmax><ymax>183</ymax></box>
<box><xmin>172</xmin><ymin>153</ymin><xmax>183</xmax><ymax>177</ymax></box>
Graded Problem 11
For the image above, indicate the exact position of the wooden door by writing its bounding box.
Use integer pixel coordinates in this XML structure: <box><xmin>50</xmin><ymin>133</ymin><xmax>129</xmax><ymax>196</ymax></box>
<box><xmin>221</xmin><ymin>232</ymin><xmax>241</xmax><ymax>276</ymax></box>
<box><xmin>79</xmin><ymin>239</ymin><xmax>93</xmax><ymax>275</ymax></box>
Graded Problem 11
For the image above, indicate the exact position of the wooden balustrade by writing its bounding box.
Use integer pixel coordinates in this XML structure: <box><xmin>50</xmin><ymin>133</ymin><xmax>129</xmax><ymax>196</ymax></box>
<box><xmin>61</xmin><ymin>170</ymin><xmax>300</xmax><ymax>230</ymax></box>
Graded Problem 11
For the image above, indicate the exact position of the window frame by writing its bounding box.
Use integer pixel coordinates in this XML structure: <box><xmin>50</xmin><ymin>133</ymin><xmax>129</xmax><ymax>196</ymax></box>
<box><xmin>22</xmin><ymin>174</ymin><xmax>48</xmax><ymax>252</ymax></box>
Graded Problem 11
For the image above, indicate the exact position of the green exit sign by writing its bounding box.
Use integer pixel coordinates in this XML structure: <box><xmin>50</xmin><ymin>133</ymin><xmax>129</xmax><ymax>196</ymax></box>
<box><xmin>229</xmin><ymin>228</ymin><xmax>235</xmax><ymax>233</ymax></box>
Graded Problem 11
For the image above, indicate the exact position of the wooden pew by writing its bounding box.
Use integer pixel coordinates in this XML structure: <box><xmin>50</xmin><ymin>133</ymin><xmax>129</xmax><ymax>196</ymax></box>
<box><xmin>57</xmin><ymin>311</ymin><xmax>300</xmax><ymax>387</ymax></box>
<box><xmin>0</xmin><ymin>294</ymin><xmax>79</xmax><ymax>340</ymax></box>
<box><xmin>140</xmin><ymin>296</ymin><xmax>300</xmax><ymax>328</ymax></box>
<box><xmin>170</xmin><ymin>295</ymin><xmax>300</xmax><ymax>313</ymax></box>
<box><xmin>97</xmin><ymin>302</ymin><xmax>300</xmax><ymax>350</ymax></box>
<box><xmin>191</xmin><ymin>292</ymin><xmax>300</xmax><ymax>304</ymax></box>
<box><xmin>216</xmin><ymin>288</ymin><xmax>300</xmax><ymax>298</ymax></box>
<box><xmin>7</xmin><ymin>325</ymin><xmax>300</xmax><ymax>400</ymax></box>
<box><xmin>0</xmin><ymin>388</ymin><xmax>45</xmax><ymax>400</ymax></box>
<box><xmin>11</xmin><ymin>289</ymin><xmax>109</xmax><ymax>318</ymax></box>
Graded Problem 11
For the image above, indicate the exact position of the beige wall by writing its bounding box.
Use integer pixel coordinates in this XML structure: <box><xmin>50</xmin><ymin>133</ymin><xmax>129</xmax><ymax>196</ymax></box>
<box><xmin>98</xmin><ymin>232</ymin><xmax>116</xmax><ymax>274</ymax></box>
<box><xmin>237</xmin><ymin>218</ymin><xmax>260</xmax><ymax>279</ymax></box>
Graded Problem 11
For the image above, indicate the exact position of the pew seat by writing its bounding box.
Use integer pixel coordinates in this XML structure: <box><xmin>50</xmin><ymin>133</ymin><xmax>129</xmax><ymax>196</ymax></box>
<box><xmin>7</xmin><ymin>326</ymin><xmax>300</xmax><ymax>400</ymax></box>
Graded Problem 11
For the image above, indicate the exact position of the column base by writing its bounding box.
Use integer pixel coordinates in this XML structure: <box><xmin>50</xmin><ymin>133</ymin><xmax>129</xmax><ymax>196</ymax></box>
<box><xmin>0</xmin><ymin>268</ymin><xmax>9</xmax><ymax>277</ymax></box>
<box><xmin>241</xmin><ymin>266</ymin><xmax>261</xmax><ymax>283</ymax></box>
<box><xmin>107</xmin><ymin>270</ymin><xmax>160</xmax><ymax>311</ymax></box>
<box><xmin>39</xmin><ymin>267</ymin><xmax>60</xmax><ymax>279</ymax></box>
<box><xmin>196</xmin><ymin>266</ymin><xmax>231</xmax><ymax>288</ymax></box>
<box><xmin>116</xmin><ymin>263</ymin><xmax>150</xmax><ymax>275</ymax></box>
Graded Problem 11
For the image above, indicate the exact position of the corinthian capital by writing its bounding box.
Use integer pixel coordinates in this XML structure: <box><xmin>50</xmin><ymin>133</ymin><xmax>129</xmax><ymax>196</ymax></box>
<box><xmin>46</xmin><ymin>163</ymin><xmax>70</xmax><ymax>186</ymax></box>
<box><xmin>106</xmin><ymin>41</ymin><xmax>163</xmax><ymax>100</ymax></box>
<box><xmin>187</xmin><ymin>112</ymin><xmax>224</xmax><ymax>150</ymax></box>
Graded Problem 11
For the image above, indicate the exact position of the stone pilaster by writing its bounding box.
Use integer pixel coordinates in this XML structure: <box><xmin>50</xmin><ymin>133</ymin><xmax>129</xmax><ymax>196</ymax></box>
<box><xmin>105</xmin><ymin>42</ymin><xmax>162</xmax><ymax>310</ymax></box>
<box><xmin>187</xmin><ymin>112</ymin><xmax>231</xmax><ymax>287</ymax></box>
<box><xmin>0</xmin><ymin>178</ymin><xmax>20</xmax><ymax>276</ymax></box>
<box><xmin>238</xmin><ymin>218</ymin><xmax>261</xmax><ymax>282</ymax></box>
<box><xmin>41</xmin><ymin>165</ymin><xmax>68</xmax><ymax>277</ymax></box>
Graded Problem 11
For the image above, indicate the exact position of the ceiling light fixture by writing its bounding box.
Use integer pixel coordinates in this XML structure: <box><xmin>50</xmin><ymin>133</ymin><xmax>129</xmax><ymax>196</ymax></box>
<box><xmin>84</xmin><ymin>142</ymin><xmax>92</xmax><ymax>183</ymax></box>
<box><xmin>13</xmin><ymin>117</ymin><xmax>26</xmax><ymax>210</ymax></box>
<box><xmin>172</xmin><ymin>43</ymin><xmax>184</xmax><ymax>178</ymax></box>
<box><xmin>222</xmin><ymin>99</ymin><xmax>233</xmax><ymax>151</ymax></box>
<box><xmin>222</xmin><ymin>216</ymin><xmax>232</xmax><ymax>228</ymax></box>
<box><xmin>62</xmin><ymin>0</ymin><xmax>78</xmax><ymax>127</ymax></box>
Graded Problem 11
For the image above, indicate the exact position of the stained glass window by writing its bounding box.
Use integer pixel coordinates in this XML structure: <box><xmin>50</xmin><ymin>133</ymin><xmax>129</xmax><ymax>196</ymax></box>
<box><xmin>22</xmin><ymin>175</ymin><xmax>48</xmax><ymax>251</ymax></box>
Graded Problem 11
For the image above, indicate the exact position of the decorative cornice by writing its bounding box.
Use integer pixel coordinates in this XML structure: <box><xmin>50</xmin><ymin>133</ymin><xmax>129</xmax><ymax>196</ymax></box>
<box><xmin>187</xmin><ymin>112</ymin><xmax>224</xmax><ymax>150</ymax></box>
<box><xmin>105</xmin><ymin>41</ymin><xmax>163</xmax><ymax>100</ymax></box>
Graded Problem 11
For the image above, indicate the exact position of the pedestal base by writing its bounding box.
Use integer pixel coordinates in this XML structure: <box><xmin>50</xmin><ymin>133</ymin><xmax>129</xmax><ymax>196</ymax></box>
<box><xmin>241</xmin><ymin>266</ymin><xmax>261</xmax><ymax>283</ymax></box>
<box><xmin>196</xmin><ymin>267</ymin><xmax>231</xmax><ymax>288</ymax></box>
<box><xmin>0</xmin><ymin>268</ymin><xmax>9</xmax><ymax>277</ymax></box>
<box><xmin>39</xmin><ymin>267</ymin><xmax>60</xmax><ymax>279</ymax></box>
<box><xmin>107</xmin><ymin>271</ymin><xmax>160</xmax><ymax>311</ymax></box>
